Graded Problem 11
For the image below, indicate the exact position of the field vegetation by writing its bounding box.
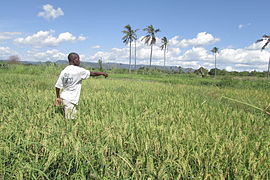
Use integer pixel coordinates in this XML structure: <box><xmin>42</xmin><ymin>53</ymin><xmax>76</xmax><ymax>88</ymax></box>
<box><xmin>1</xmin><ymin>64</ymin><xmax>270</xmax><ymax>179</ymax></box>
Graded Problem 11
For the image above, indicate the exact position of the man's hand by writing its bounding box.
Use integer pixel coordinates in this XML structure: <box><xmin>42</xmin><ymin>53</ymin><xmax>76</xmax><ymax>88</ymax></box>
<box><xmin>55</xmin><ymin>98</ymin><xmax>61</xmax><ymax>106</ymax></box>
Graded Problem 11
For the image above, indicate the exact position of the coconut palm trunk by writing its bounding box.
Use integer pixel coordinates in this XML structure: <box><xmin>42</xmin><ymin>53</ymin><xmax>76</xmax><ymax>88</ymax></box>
<box><xmin>134</xmin><ymin>40</ymin><xmax>137</xmax><ymax>70</ymax></box>
<box><xmin>129</xmin><ymin>41</ymin><xmax>132</xmax><ymax>72</ymax></box>
<box><xmin>160</xmin><ymin>37</ymin><xmax>168</xmax><ymax>69</ymax></box>
<box><xmin>164</xmin><ymin>48</ymin><xmax>166</xmax><ymax>68</ymax></box>
<box><xmin>134</xmin><ymin>29</ymin><xmax>139</xmax><ymax>70</ymax></box>
<box><xmin>150</xmin><ymin>45</ymin><xmax>153</xmax><ymax>67</ymax></box>
<box><xmin>214</xmin><ymin>53</ymin><xmax>217</xmax><ymax>78</ymax></box>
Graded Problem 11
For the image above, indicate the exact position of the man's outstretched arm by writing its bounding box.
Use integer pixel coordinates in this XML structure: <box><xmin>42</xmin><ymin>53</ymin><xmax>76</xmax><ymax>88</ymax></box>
<box><xmin>90</xmin><ymin>72</ymin><xmax>108</xmax><ymax>78</ymax></box>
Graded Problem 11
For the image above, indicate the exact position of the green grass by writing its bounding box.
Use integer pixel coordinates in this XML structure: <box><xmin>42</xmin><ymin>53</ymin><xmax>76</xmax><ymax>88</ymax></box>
<box><xmin>0</xmin><ymin>65</ymin><xmax>270</xmax><ymax>179</ymax></box>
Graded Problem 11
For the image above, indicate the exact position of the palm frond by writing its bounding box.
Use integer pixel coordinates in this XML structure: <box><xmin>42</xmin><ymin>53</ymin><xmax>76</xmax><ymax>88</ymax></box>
<box><xmin>123</xmin><ymin>39</ymin><xmax>128</xmax><ymax>45</ymax></box>
<box><xmin>160</xmin><ymin>44</ymin><xmax>164</xmax><ymax>50</ymax></box>
<box><xmin>257</xmin><ymin>34</ymin><xmax>270</xmax><ymax>50</ymax></box>
<box><xmin>161</xmin><ymin>43</ymin><xmax>166</xmax><ymax>48</ymax></box>
<box><xmin>161</xmin><ymin>37</ymin><xmax>169</xmax><ymax>50</ymax></box>
<box><xmin>161</xmin><ymin>37</ymin><xmax>168</xmax><ymax>44</ymax></box>
<box><xmin>155</xmin><ymin>29</ymin><xmax>161</xmax><ymax>33</ymax></box>
<box><xmin>124</xmin><ymin>24</ymin><xmax>131</xmax><ymax>30</ymax></box>
<box><xmin>122</xmin><ymin>25</ymin><xmax>139</xmax><ymax>45</ymax></box>
<box><xmin>262</xmin><ymin>40</ymin><xmax>270</xmax><ymax>50</ymax></box>
<box><xmin>142</xmin><ymin>35</ymin><xmax>151</xmax><ymax>45</ymax></box>
<box><xmin>142</xmin><ymin>25</ymin><xmax>160</xmax><ymax>46</ymax></box>
<box><xmin>122</xmin><ymin>34</ymin><xmax>129</xmax><ymax>39</ymax></box>
<box><xmin>211</xmin><ymin>47</ymin><xmax>219</xmax><ymax>53</ymax></box>
<box><xmin>150</xmin><ymin>37</ymin><xmax>156</xmax><ymax>45</ymax></box>
<box><xmin>141</xmin><ymin>35</ymin><xmax>150</xmax><ymax>40</ymax></box>
<box><xmin>143</xmin><ymin>27</ymin><xmax>148</xmax><ymax>32</ymax></box>
<box><xmin>256</xmin><ymin>39</ymin><xmax>264</xmax><ymax>43</ymax></box>
<box><xmin>263</xmin><ymin>34</ymin><xmax>270</xmax><ymax>38</ymax></box>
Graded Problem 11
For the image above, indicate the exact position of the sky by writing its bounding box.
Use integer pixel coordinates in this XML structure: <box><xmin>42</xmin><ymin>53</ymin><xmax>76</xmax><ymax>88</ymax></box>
<box><xmin>0</xmin><ymin>0</ymin><xmax>270</xmax><ymax>71</ymax></box>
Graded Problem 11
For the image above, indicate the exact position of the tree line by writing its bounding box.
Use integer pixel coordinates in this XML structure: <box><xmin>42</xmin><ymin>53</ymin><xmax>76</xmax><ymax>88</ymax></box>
<box><xmin>122</xmin><ymin>25</ymin><xmax>270</xmax><ymax>78</ymax></box>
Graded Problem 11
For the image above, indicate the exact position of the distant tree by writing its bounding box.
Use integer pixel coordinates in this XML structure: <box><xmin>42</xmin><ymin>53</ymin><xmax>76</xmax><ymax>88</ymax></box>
<box><xmin>230</xmin><ymin>71</ymin><xmax>239</xmax><ymax>76</ymax></box>
<box><xmin>178</xmin><ymin>66</ymin><xmax>185</xmax><ymax>74</ymax></box>
<box><xmin>186</xmin><ymin>68</ymin><xmax>194</xmax><ymax>74</ymax></box>
<box><xmin>142</xmin><ymin>25</ymin><xmax>160</xmax><ymax>67</ymax></box>
<box><xmin>45</xmin><ymin>61</ymin><xmax>56</xmax><ymax>66</ymax></box>
<box><xmin>209</xmin><ymin>68</ymin><xmax>220</xmax><ymax>76</ymax></box>
<box><xmin>194</xmin><ymin>67</ymin><xmax>208</xmax><ymax>77</ymax></box>
<box><xmin>209</xmin><ymin>68</ymin><xmax>228</xmax><ymax>76</ymax></box>
<box><xmin>8</xmin><ymin>55</ymin><xmax>20</xmax><ymax>64</ymax></box>
<box><xmin>160</xmin><ymin>36</ymin><xmax>168</xmax><ymax>68</ymax></box>
<box><xmin>122</xmin><ymin>25</ymin><xmax>136</xmax><ymax>73</ymax></box>
<box><xmin>98</xmin><ymin>58</ymin><xmax>103</xmax><ymax>71</ymax></box>
<box><xmin>239</xmin><ymin>71</ymin><xmax>249</xmax><ymax>76</ymax></box>
<box><xmin>256</xmin><ymin>34</ymin><xmax>270</xmax><ymax>78</ymax></box>
<box><xmin>211</xmin><ymin>47</ymin><xmax>219</xmax><ymax>78</ymax></box>
<box><xmin>219</xmin><ymin>69</ymin><xmax>228</xmax><ymax>76</ymax></box>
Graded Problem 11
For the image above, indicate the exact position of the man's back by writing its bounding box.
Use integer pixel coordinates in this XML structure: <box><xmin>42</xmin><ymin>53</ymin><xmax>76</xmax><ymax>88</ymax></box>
<box><xmin>55</xmin><ymin>65</ymin><xmax>90</xmax><ymax>104</ymax></box>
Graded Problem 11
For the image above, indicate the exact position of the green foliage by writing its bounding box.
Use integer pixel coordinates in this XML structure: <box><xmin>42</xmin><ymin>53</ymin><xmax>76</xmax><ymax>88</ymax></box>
<box><xmin>215</xmin><ymin>77</ymin><xmax>236</xmax><ymax>87</ymax></box>
<box><xmin>194</xmin><ymin>67</ymin><xmax>209</xmax><ymax>77</ymax></box>
<box><xmin>0</xmin><ymin>63</ymin><xmax>9</xmax><ymax>69</ymax></box>
<box><xmin>98</xmin><ymin>58</ymin><xmax>103</xmax><ymax>71</ymax></box>
<box><xmin>209</xmin><ymin>68</ymin><xmax>228</xmax><ymax>76</ymax></box>
<box><xmin>1</xmin><ymin>65</ymin><xmax>270</xmax><ymax>179</ymax></box>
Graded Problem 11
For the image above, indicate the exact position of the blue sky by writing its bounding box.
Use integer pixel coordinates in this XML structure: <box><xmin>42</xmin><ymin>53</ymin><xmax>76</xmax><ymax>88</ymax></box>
<box><xmin>1</xmin><ymin>0</ymin><xmax>270</xmax><ymax>71</ymax></box>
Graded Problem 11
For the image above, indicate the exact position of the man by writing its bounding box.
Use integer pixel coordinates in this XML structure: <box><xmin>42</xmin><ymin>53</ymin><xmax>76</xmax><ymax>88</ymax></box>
<box><xmin>55</xmin><ymin>52</ymin><xmax>108</xmax><ymax>119</ymax></box>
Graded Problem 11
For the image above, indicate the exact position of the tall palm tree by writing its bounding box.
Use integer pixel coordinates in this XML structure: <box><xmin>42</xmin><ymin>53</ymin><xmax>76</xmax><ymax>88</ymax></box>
<box><xmin>134</xmin><ymin>29</ymin><xmax>139</xmax><ymax>70</ymax></box>
<box><xmin>160</xmin><ymin>36</ymin><xmax>168</xmax><ymax>68</ymax></box>
<box><xmin>211</xmin><ymin>47</ymin><xmax>219</xmax><ymax>78</ymax></box>
<box><xmin>122</xmin><ymin>25</ymin><xmax>136</xmax><ymax>72</ymax></box>
<box><xmin>256</xmin><ymin>34</ymin><xmax>270</xmax><ymax>78</ymax></box>
<box><xmin>142</xmin><ymin>25</ymin><xmax>160</xmax><ymax>67</ymax></box>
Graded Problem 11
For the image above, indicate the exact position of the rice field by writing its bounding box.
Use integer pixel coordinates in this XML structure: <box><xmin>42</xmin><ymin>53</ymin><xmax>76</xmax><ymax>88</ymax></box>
<box><xmin>0</xmin><ymin>65</ymin><xmax>270</xmax><ymax>179</ymax></box>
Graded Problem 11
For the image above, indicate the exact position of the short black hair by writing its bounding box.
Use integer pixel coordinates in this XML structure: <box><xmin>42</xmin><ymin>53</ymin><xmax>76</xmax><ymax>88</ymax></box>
<box><xmin>68</xmin><ymin>52</ymin><xmax>79</xmax><ymax>62</ymax></box>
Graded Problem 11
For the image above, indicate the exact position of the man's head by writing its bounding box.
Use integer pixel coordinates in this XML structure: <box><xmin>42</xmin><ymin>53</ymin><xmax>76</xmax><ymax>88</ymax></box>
<box><xmin>68</xmin><ymin>52</ymin><xmax>80</xmax><ymax>66</ymax></box>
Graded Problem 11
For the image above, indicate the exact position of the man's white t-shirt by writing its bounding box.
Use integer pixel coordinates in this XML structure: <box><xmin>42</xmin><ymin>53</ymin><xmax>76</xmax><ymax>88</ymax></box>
<box><xmin>55</xmin><ymin>65</ymin><xmax>90</xmax><ymax>105</ymax></box>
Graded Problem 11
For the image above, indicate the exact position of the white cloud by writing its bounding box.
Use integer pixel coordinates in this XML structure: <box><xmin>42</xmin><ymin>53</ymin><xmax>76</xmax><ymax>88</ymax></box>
<box><xmin>238</xmin><ymin>23</ymin><xmax>251</xmax><ymax>29</ymax></box>
<box><xmin>177</xmin><ymin>32</ymin><xmax>220</xmax><ymax>48</ymax></box>
<box><xmin>0</xmin><ymin>47</ymin><xmax>18</xmax><ymax>59</ymax></box>
<box><xmin>89</xmin><ymin>47</ymin><xmax>129</xmax><ymax>63</ymax></box>
<box><xmin>78</xmin><ymin>36</ymin><xmax>87</xmax><ymax>41</ymax></box>
<box><xmin>181</xmin><ymin>47</ymin><xmax>210</xmax><ymax>61</ymax></box>
<box><xmin>91</xmin><ymin>45</ymin><xmax>101</xmax><ymax>49</ymax></box>
<box><xmin>26</xmin><ymin>49</ymin><xmax>89</xmax><ymax>62</ymax></box>
<box><xmin>14</xmin><ymin>30</ymin><xmax>86</xmax><ymax>48</ymax></box>
<box><xmin>238</xmin><ymin>24</ymin><xmax>244</xmax><ymax>29</ymax></box>
<box><xmin>153</xmin><ymin>33</ymin><xmax>219</xmax><ymax>49</ymax></box>
<box><xmin>0</xmin><ymin>32</ymin><xmax>22</xmax><ymax>41</ymax></box>
<box><xmin>26</xmin><ymin>49</ymin><xmax>67</xmax><ymax>61</ymax></box>
<box><xmin>225</xmin><ymin>66</ymin><xmax>237</xmax><ymax>71</ymax></box>
<box><xmin>38</xmin><ymin>4</ymin><xmax>64</xmax><ymax>20</ymax></box>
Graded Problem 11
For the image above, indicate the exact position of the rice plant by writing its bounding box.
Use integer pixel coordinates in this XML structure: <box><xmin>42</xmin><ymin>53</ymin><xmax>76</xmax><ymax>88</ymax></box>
<box><xmin>0</xmin><ymin>65</ymin><xmax>270</xmax><ymax>179</ymax></box>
